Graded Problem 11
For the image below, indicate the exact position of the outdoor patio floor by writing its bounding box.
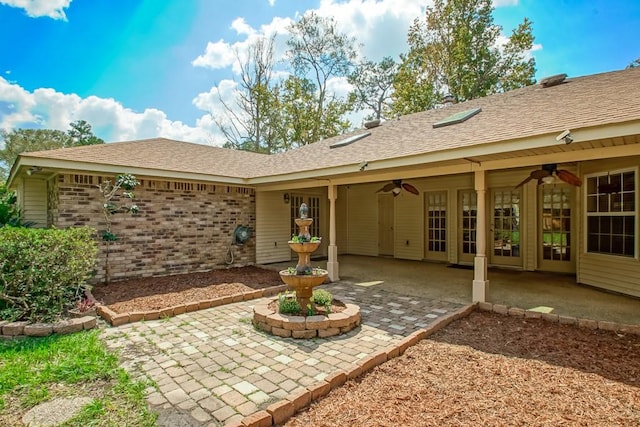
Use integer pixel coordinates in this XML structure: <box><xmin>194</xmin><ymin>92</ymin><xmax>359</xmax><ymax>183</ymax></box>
<box><xmin>101</xmin><ymin>282</ymin><xmax>464</xmax><ymax>426</ymax></box>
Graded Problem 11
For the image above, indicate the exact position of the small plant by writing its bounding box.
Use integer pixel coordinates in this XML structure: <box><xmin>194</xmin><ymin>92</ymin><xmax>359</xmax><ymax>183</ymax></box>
<box><xmin>306</xmin><ymin>303</ymin><xmax>315</xmax><ymax>316</ymax></box>
<box><xmin>311</xmin><ymin>289</ymin><xmax>333</xmax><ymax>306</ymax></box>
<box><xmin>312</xmin><ymin>289</ymin><xmax>333</xmax><ymax>313</ymax></box>
<box><xmin>286</xmin><ymin>266</ymin><xmax>296</xmax><ymax>275</ymax></box>
<box><xmin>75</xmin><ymin>297</ymin><xmax>96</xmax><ymax>313</ymax></box>
<box><xmin>310</xmin><ymin>236</ymin><xmax>321</xmax><ymax>243</ymax></box>
<box><xmin>277</xmin><ymin>291</ymin><xmax>301</xmax><ymax>314</ymax></box>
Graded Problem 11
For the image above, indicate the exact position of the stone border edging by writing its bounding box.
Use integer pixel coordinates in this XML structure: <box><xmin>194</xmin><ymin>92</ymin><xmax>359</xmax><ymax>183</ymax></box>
<box><xmin>252</xmin><ymin>299</ymin><xmax>361</xmax><ymax>339</ymax></box>
<box><xmin>232</xmin><ymin>303</ymin><xmax>477</xmax><ymax>427</ymax></box>
<box><xmin>96</xmin><ymin>285</ymin><xmax>289</xmax><ymax>326</ymax></box>
<box><xmin>477</xmin><ymin>302</ymin><xmax>640</xmax><ymax>335</ymax></box>
<box><xmin>0</xmin><ymin>316</ymin><xmax>97</xmax><ymax>340</ymax></box>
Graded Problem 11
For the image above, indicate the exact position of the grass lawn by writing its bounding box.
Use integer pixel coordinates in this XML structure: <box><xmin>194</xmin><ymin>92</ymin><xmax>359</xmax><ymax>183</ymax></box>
<box><xmin>0</xmin><ymin>330</ymin><xmax>156</xmax><ymax>426</ymax></box>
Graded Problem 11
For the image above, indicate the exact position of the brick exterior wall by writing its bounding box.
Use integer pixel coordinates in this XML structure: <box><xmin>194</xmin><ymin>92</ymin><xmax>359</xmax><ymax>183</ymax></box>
<box><xmin>53</xmin><ymin>173</ymin><xmax>256</xmax><ymax>283</ymax></box>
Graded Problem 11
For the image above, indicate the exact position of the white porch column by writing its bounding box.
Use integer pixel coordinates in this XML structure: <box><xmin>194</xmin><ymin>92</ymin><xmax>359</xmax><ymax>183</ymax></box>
<box><xmin>327</xmin><ymin>184</ymin><xmax>340</xmax><ymax>281</ymax></box>
<box><xmin>473</xmin><ymin>170</ymin><xmax>490</xmax><ymax>302</ymax></box>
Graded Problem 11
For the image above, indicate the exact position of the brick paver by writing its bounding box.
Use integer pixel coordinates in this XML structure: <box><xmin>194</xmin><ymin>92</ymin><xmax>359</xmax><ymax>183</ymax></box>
<box><xmin>101</xmin><ymin>282</ymin><xmax>462</xmax><ymax>426</ymax></box>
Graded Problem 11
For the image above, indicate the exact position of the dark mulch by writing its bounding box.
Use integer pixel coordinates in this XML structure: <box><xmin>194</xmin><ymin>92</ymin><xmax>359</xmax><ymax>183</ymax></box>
<box><xmin>91</xmin><ymin>266</ymin><xmax>282</xmax><ymax>313</ymax></box>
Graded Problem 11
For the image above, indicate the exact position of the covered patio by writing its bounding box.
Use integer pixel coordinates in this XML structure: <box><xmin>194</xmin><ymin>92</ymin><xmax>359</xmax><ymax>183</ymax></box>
<box><xmin>263</xmin><ymin>255</ymin><xmax>640</xmax><ymax>325</ymax></box>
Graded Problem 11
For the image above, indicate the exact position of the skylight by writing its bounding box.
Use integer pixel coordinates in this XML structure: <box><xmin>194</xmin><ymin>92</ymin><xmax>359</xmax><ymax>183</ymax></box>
<box><xmin>329</xmin><ymin>132</ymin><xmax>371</xmax><ymax>149</ymax></box>
<box><xmin>433</xmin><ymin>107</ymin><xmax>482</xmax><ymax>128</ymax></box>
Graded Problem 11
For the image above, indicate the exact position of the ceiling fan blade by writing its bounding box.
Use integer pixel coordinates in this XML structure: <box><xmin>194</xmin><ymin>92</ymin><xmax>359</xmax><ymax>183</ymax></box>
<box><xmin>556</xmin><ymin>169</ymin><xmax>582</xmax><ymax>186</ymax></box>
<box><xmin>376</xmin><ymin>182</ymin><xmax>397</xmax><ymax>193</ymax></box>
<box><xmin>515</xmin><ymin>175</ymin><xmax>533</xmax><ymax>188</ymax></box>
<box><xmin>402</xmin><ymin>183</ymin><xmax>419</xmax><ymax>195</ymax></box>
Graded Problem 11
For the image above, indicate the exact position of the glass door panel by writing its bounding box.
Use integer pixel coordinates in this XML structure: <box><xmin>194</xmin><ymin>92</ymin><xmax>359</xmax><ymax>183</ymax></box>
<box><xmin>491</xmin><ymin>189</ymin><xmax>521</xmax><ymax>266</ymax></box>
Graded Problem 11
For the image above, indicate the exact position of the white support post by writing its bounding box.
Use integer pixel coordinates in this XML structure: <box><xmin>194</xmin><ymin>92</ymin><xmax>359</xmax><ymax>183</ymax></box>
<box><xmin>473</xmin><ymin>170</ymin><xmax>490</xmax><ymax>302</ymax></box>
<box><xmin>327</xmin><ymin>184</ymin><xmax>340</xmax><ymax>281</ymax></box>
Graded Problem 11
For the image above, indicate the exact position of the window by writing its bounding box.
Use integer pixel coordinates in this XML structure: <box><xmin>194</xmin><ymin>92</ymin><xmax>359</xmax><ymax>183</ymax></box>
<box><xmin>460</xmin><ymin>190</ymin><xmax>477</xmax><ymax>254</ymax></box>
<box><xmin>585</xmin><ymin>169</ymin><xmax>636</xmax><ymax>257</ymax></box>
<box><xmin>291</xmin><ymin>195</ymin><xmax>320</xmax><ymax>238</ymax></box>
<box><xmin>426</xmin><ymin>192</ymin><xmax>447</xmax><ymax>253</ymax></box>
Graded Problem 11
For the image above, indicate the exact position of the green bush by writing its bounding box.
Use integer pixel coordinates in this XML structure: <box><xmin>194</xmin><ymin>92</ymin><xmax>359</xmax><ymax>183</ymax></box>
<box><xmin>0</xmin><ymin>227</ymin><xmax>97</xmax><ymax>322</ymax></box>
<box><xmin>0</xmin><ymin>183</ymin><xmax>29</xmax><ymax>227</ymax></box>
<box><xmin>277</xmin><ymin>291</ymin><xmax>301</xmax><ymax>314</ymax></box>
<box><xmin>311</xmin><ymin>289</ymin><xmax>333</xmax><ymax>306</ymax></box>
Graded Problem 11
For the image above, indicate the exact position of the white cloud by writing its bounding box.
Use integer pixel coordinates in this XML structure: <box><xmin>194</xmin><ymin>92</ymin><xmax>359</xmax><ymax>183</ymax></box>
<box><xmin>267</xmin><ymin>0</ymin><xmax>276</xmax><ymax>6</ymax></box>
<box><xmin>0</xmin><ymin>77</ymin><xmax>216</xmax><ymax>145</ymax></box>
<box><xmin>0</xmin><ymin>0</ymin><xmax>72</xmax><ymax>20</ymax></box>
<box><xmin>192</xmin><ymin>40</ymin><xmax>237</xmax><ymax>70</ymax></box>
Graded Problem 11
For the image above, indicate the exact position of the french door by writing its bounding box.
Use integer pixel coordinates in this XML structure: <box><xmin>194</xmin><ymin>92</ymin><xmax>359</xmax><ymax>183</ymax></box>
<box><xmin>490</xmin><ymin>189</ymin><xmax>522</xmax><ymax>266</ymax></box>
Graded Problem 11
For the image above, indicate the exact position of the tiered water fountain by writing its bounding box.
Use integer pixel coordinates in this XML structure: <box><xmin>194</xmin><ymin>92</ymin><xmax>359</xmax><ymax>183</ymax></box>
<box><xmin>253</xmin><ymin>203</ymin><xmax>361</xmax><ymax>339</ymax></box>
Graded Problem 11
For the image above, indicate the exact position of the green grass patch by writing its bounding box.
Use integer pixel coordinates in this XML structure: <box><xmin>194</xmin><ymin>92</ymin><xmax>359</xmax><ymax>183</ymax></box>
<box><xmin>0</xmin><ymin>330</ymin><xmax>156</xmax><ymax>426</ymax></box>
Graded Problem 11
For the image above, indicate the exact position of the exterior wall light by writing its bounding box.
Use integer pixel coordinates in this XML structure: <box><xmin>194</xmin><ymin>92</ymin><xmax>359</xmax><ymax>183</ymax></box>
<box><xmin>283</xmin><ymin>193</ymin><xmax>290</xmax><ymax>204</ymax></box>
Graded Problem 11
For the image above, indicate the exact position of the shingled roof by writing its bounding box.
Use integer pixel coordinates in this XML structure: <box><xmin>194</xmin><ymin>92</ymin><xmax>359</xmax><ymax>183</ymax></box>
<box><xmin>10</xmin><ymin>67</ymin><xmax>640</xmax><ymax>186</ymax></box>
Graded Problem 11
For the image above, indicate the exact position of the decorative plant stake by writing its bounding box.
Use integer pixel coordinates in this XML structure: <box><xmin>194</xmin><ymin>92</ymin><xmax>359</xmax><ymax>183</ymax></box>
<box><xmin>97</xmin><ymin>174</ymin><xmax>139</xmax><ymax>283</ymax></box>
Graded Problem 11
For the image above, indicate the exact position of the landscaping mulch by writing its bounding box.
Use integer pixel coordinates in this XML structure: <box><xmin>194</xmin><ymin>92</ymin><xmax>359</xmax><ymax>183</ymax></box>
<box><xmin>286</xmin><ymin>311</ymin><xmax>640</xmax><ymax>427</ymax></box>
<box><xmin>91</xmin><ymin>266</ymin><xmax>282</xmax><ymax>314</ymax></box>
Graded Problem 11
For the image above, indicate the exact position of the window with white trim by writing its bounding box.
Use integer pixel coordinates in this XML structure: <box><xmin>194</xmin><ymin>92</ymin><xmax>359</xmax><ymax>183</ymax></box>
<box><xmin>585</xmin><ymin>169</ymin><xmax>636</xmax><ymax>257</ymax></box>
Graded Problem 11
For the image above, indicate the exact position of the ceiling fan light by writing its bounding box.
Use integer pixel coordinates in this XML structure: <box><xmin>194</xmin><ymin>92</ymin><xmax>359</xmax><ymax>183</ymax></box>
<box><xmin>542</xmin><ymin>175</ymin><xmax>555</xmax><ymax>184</ymax></box>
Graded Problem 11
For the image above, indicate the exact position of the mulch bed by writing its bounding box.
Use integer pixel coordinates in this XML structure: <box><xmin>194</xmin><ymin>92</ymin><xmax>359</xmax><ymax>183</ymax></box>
<box><xmin>286</xmin><ymin>311</ymin><xmax>640</xmax><ymax>426</ymax></box>
<box><xmin>91</xmin><ymin>266</ymin><xmax>282</xmax><ymax>314</ymax></box>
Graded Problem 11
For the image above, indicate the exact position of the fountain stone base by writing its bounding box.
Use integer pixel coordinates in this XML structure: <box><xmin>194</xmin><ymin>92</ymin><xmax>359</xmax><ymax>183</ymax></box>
<box><xmin>252</xmin><ymin>299</ymin><xmax>361</xmax><ymax>339</ymax></box>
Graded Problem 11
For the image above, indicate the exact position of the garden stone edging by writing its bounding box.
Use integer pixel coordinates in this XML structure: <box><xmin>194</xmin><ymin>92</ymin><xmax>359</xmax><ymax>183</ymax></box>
<box><xmin>234</xmin><ymin>302</ymin><xmax>640</xmax><ymax>427</ymax></box>
<box><xmin>0</xmin><ymin>316</ymin><xmax>97</xmax><ymax>340</ymax></box>
<box><xmin>477</xmin><ymin>301</ymin><xmax>640</xmax><ymax>335</ymax></box>
<box><xmin>95</xmin><ymin>284</ymin><xmax>289</xmax><ymax>326</ymax></box>
<box><xmin>234</xmin><ymin>303</ymin><xmax>477</xmax><ymax>427</ymax></box>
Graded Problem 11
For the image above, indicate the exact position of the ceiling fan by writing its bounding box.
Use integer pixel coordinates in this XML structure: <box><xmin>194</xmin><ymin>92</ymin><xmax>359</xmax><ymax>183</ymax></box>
<box><xmin>376</xmin><ymin>179</ymin><xmax>419</xmax><ymax>196</ymax></box>
<box><xmin>515</xmin><ymin>164</ymin><xmax>582</xmax><ymax>188</ymax></box>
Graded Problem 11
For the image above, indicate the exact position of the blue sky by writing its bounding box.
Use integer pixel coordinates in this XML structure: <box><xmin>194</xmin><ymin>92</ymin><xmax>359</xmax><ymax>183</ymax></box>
<box><xmin>0</xmin><ymin>0</ymin><xmax>638</xmax><ymax>145</ymax></box>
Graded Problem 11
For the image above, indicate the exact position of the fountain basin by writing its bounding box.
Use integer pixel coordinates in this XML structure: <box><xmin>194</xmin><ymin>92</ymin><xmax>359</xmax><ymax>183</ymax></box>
<box><xmin>287</xmin><ymin>241</ymin><xmax>321</xmax><ymax>253</ymax></box>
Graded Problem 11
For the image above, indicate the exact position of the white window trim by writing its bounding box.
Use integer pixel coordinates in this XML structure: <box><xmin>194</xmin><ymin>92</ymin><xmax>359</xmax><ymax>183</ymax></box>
<box><xmin>583</xmin><ymin>167</ymin><xmax>638</xmax><ymax>260</ymax></box>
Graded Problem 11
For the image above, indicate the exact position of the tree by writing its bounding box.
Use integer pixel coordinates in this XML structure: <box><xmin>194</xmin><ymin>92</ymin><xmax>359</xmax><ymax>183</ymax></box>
<box><xmin>68</xmin><ymin>119</ymin><xmax>105</xmax><ymax>146</ymax></box>
<box><xmin>0</xmin><ymin>120</ymin><xmax>103</xmax><ymax>179</ymax></box>
<box><xmin>348</xmin><ymin>56</ymin><xmax>398</xmax><ymax>120</ymax></box>
<box><xmin>0</xmin><ymin>129</ymin><xmax>70</xmax><ymax>179</ymax></box>
<box><xmin>627</xmin><ymin>58</ymin><xmax>640</xmax><ymax>69</ymax></box>
<box><xmin>279</xmin><ymin>76</ymin><xmax>351</xmax><ymax>147</ymax></box>
<box><xmin>286</xmin><ymin>12</ymin><xmax>357</xmax><ymax>143</ymax></box>
<box><xmin>392</xmin><ymin>0</ymin><xmax>536</xmax><ymax>115</ymax></box>
<box><xmin>216</xmin><ymin>36</ymin><xmax>285</xmax><ymax>154</ymax></box>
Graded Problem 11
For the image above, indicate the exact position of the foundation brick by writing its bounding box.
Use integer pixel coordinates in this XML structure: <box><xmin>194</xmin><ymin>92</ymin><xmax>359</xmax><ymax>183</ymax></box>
<box><xmin>267</xmin><ymin>400</ymin><xmax>294</xmax><ymax>426</ymax></box>
<box><xmin>173</xmin><ymin>305</ymin><xmax>187</xmax><ymax>315</ymax></box>
<box><xmin>144</xmin><ymin>310</ymin><xmax>161</xmax><ymax>321</ymax></box>
<box><xmin>327</xmin><ymin>313</ymin><xmax>350</xmax><ymax>328</ymax></box>
<box><xmin>305</xmin><ymin>315</ymin><xmax>328</xmax><ymax>330</ymax></box>
<box><xmin>317</xmin><ymin>327</ymin><xmax>340</xmax><ymax>338</ymax></box>
<box><xmin>24</xmin><ymin>323</ymin><xmax>53</xmax><ymax>337</ymax></box>
<box><xmin>325</xmin><ymin>370</ymin><xmax>347</xmax><ymax>390</ymax></box>
<box><xmin>307</xmin><ymin>381</ymin><xmax>331</xmax><ymax>401</ymax></box>
<box><xmin>478</xmin><ymin>302</ymin><xmax>493</xmax><ymax>311</ymax></box>
<box><xmin>524</xmin><ymin>310</ymin><xmax>542</xmax><ymax>319</ymax></box>
<box><xmin>53</xmin><ymin>318</ymin><xmax>84</xmax><ymax>334</ymax></box>
<box><xmin>346</xmin><ymin>365</ymin><xmax>362</xmax><ymax>380</ymax></box>
<box><xmin>508</xmin><ymin>307</ymin><xmax>526</xmax><ymax>316</ymax></box>
<box><xmin>242</xmin><ymin>410</ymin><xmax>272</xmax><ymax>427</ymax></box>
<box><xmin>578</xmin><ymin>318</ymin><xmax>598</xmax><ymax>330</ymax></box>
<box><xmin>271</xmin><ymin>327</ymin><xmax>291</xmax><ymax>338</ymax></box>
<box><xmin>541</xmin><ymin>313</ymin><xmax>559</xmax><ymax>323</ymax></box>
<box><xmin>292</xmin><ymin>329</ymin><xmax>316</xmax><ymax>339</ymax></box>
<box><xmin>185</xmin><ymin>303</ymin><xmax>199</xmax><ymax>313</ymax></box>
<box><xmin>598</xmin><ymin>320</ymin><xmax>618</xmax><ymax>332</ymax></box>
<box><xmin>281</xmin><ymin>316</ymin><xmax>306</xmax><ymax>331</ymax></box>
<box><xmin>559</xmin><ymin>315</ymin><xmax>577</xmax><ymax>325</ymax></box>
<box><xmin>128</xmin><ymin>312</ymin><xmax>146</xmax><ymax>323</ymax></box>
<box><xmin>111</xmin><ymin>314</ymin><xmax>130</xmax><ymax>326</ymax></box>
<box><xmin>287</xmin><ymin>389</ymin><xmax>312</xmax><ymax>412</ymax></box>
<box><xmin>492</xmin><ymin>304</ymin><xmax>508</xmax><ymax>315</ymax></box>
<box><xmin>360</xmin><ymin>351</ymin><xmax>387</xmax><ymax>373</ymax></box>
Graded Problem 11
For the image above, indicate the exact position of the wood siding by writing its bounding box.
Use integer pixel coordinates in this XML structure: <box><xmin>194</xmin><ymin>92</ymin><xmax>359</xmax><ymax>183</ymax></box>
<box><xmin>21</xmin><ymin>178</ymin><xmax>47</xmax><ymax>227</ymax></box>
<box><xmin>577</xmin><ymin>157</ymin><xmax>640</xmax><ymax>297</ymax></box>
<box><xmin>255</xmin><ymin>191</ymin><xmax>291</xmax><ymax>264</ymax></box>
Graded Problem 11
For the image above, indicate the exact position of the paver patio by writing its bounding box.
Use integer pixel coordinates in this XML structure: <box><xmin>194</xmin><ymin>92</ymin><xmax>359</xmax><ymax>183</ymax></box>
<box><xmin>101</xmin><ymin>282</ymin><xmax>463</xmax><ymax>426</ymax></box>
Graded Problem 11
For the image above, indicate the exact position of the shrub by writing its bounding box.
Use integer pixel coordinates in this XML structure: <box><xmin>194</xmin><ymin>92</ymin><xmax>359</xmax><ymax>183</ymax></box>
<box><xmin>311</xmin><ymin>289</ymin><xmax>333</xmax><ymax>306</ymax></box>
<box><xmin>277</xmin><ymin>291</ymin><xmax>301</xmax><ymax>314</ymax></box>
<box><xmin>0</xmin><ymin>183</ymin><xmax>31</xmax><ymax>227</ymax></box>
<box><xmin>0</xmin><ymin>227</ymin><xmax>97</xmax><ymax>322</ymax></box>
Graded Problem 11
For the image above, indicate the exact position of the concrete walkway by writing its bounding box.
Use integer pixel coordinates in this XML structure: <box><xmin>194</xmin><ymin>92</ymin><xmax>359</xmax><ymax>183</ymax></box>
<box><xmin>101</xmin><ymin>282</ymin><xmax>462</xmax><ymax>426</ymax></box>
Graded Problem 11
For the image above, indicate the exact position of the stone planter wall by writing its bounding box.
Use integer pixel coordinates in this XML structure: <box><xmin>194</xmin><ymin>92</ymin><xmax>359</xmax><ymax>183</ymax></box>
<box><xmin>0</xmin><ymin>316</ymin><xmax>97</xmax><ymax>340</ymax></box>
<box><xmin>252</xmin><ymin>300</ymin><xmax>361</xmax><ymax>339</ymax></box>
